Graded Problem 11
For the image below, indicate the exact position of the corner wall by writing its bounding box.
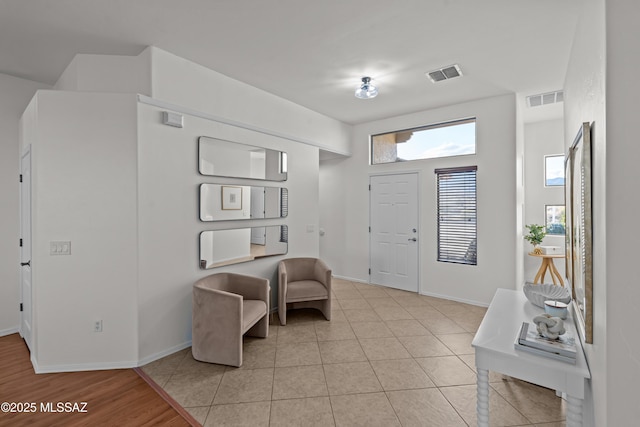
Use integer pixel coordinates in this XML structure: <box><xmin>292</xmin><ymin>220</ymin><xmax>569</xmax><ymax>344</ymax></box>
<box><xmin>563</xmin><ymin>0</ymin><xmax>605</xmax><ymax>424</ymax></box>
<box><xmin>24</xmin><ymin>91</ymin><xmax>139</xmax><ymax>371</ymax></box>
<box><xmin>604</xmin><ymin>0</ymin><xmax>640</xmax><ymax>424</ymax></box>
<box><xmin>320</xmin><ymin>94</ymin><xmax>517</xmax><ymax>305</ymax></box>
<box><xmin>0</xmin><ymin>74</ymin><xmax>49</xmax><ymax>336</ymax></box>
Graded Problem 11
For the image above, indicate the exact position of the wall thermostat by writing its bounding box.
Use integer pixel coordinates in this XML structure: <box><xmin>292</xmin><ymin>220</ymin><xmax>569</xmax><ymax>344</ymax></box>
<box><xmin>162</xmin><ymin>111</ymin><xmax>184</xmax><ymax>128</ymax></box>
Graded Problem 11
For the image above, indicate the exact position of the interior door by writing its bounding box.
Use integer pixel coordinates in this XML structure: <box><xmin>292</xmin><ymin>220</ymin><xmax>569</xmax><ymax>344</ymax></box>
<box><xmin>370</xmin><ymin>173</ymin><xmax>419</xmax><ymax>292</ymax></box>
<box><xmin>20</xmin><ymin>147</ymin><xmax>32</xmax><ymax>350</ymax></box>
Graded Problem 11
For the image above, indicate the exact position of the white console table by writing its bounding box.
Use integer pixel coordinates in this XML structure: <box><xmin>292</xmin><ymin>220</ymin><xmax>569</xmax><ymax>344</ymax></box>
<box><xmin>472</xmin><ymin>288</ymin><xmax>591</xmax><ymax>427</ymax></box>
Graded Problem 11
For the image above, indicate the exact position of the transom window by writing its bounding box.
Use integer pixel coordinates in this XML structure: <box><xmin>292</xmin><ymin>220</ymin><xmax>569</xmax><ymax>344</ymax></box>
<box><xmin>371</xmin><ymin>118</ymin><xmax>476</xmax><ymax>165</ymax></box>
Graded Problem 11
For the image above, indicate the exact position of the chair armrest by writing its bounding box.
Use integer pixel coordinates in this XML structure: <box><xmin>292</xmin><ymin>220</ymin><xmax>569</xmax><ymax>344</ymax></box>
<box><xmin>279</xmin><ymin>261</ymin><xmax>288</xmax><ymax>307</ymax></box>
<box><xmin>314</xmin><ymin>259</ymin><xmax>332</xmax><ymax>292</ymax></box>
<box><xmin>193</xmin><ymin>285</ymin><xmax>243</xmax><ymax>330</ymax></box>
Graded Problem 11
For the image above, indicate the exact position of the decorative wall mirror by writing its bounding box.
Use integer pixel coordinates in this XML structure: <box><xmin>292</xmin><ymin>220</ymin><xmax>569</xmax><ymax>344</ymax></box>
<box><xmin>565</xmin><ymin>122</ymin><xmax>593</xmax><ymax>343</ymax></box>
<box><xmin>198</xmin><ymin>136</ymin><xmax>288</xmax><ymax>181</ymax></box>
<box><xmin>200</xmin><ymin>184</ymin><xmax>288</xmax><ymax>222</ymax></box>
<box><xmin>199</xmin><ymin>225</ymin><xmax>288</xmax><ymax>269</ymax></box>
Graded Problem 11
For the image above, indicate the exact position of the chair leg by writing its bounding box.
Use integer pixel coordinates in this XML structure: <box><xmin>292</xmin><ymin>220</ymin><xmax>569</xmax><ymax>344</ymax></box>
<box><xmin>279</xmin><ymin>305</ymin><xmax>287</xmax><ymax>326</ymax></box>
<box><xmin>321</xmin><ymin>299</ymin><xmax>331</xmax><ymax>321</ymax></box>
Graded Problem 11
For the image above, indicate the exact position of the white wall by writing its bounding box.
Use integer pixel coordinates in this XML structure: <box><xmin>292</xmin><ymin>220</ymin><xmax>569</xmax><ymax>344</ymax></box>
<box><xmin>22</xmin><ymin>91</ymin><xmax>139</xmax><ymax>372</ymax></box>
<box><xmin>523</xmin><ymin>119</ymin><xmax>566</xmax><ymax>282</ymax></box>
<box><xmin>55</xmin><ymin>51</ymin><xmax>151</xmax><ymax>95</ymax></box>
<box><xmin>0</xmin><ymin>74</ymin><xmax>49</xmax><ymax>336</ymax></box>
<box><xmin>320</xmin><ymin>94</ymin><xmax>517</xmax><ymax>305</ymax></box>
<box><xmin>137</xmin><ymin>102</ymin><xmax>320</xmax><ymax>362</ymax></box>
<box><xmin>148</xmin><ymin>47</ymin><xmax>352</xmax><ymax>156</ymax></box>
<box><xmin>563</xmin><ymin>0</ymin><xmax>605</xmax><ymax>424</ymax></box>
<box><xmin>604</xmin><ymin>0</ymin><xmax>640</xmax><ymax>424</ymax></box>
<box><xmin>15</xmin><ymin>46</ymin><xmax>344</xmax><ymax>369</ymax></box>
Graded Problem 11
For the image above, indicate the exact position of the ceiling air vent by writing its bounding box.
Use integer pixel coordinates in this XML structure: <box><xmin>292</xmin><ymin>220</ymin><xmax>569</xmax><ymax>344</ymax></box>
<box><xmin>426</xmin><ymin>64</ymin><xmax>463</xmax><ymax>83</ymax></box>
<box><xmin>526</xmin><ymin>90</ymin><xmax>564</xmax><ymax>108</ymax></box>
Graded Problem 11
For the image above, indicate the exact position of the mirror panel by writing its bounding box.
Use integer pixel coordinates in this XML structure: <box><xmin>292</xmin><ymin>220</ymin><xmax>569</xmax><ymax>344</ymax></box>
<box><xmin>198</xmin><ymin>136</ymin><xmax>287</xmax><ymax>181</ymax></box>
<box><xmin>199</xmin><ymin>226</ymin><xmax>288</xmax><ymax>269</ymax></box>
<box><xmin>566</xmin><ymin>122</ymin><xmax>593</xmax><ymax>343</ymax></box>
<box><xmin>200</xmin><ymin>184</ymin><xmax>288</xmax><ymax>221</ymax></box>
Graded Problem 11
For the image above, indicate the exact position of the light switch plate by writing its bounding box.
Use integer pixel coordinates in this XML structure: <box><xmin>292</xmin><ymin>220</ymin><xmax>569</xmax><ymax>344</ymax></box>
<box><xmin>50</xmin><ymin>241</ymin><xmax>71</xmax><ymax>255</ymax></box>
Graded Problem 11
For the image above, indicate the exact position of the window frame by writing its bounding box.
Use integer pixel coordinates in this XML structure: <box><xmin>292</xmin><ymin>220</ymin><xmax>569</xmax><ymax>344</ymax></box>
<box><xmin>435</xmin><ymin>165</ymin><xmax>478</xmax><ymax>266</ymax></box>
<box><xmin>370</xmin><ymin>117</ymin><xmax>476</xmax><ymax>165</ymax></box>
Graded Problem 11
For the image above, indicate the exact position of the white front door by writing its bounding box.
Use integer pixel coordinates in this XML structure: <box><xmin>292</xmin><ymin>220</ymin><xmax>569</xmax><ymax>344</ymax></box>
<box><xmin>370</xmin><ymin>173</ymin><xmax>419</xmax><ymax>292</ymax></box>
<box><xmin>20</xmin><ymin>147</ymin><xmax>33</xmax><ymax>350</ymax></box>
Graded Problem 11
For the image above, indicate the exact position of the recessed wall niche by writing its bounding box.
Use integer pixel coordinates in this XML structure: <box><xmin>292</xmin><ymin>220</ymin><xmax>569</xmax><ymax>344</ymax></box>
<box><xmin>198</xmin><ymin>136</ymin><xmax>288</xmax><ymax>181</ymax></box>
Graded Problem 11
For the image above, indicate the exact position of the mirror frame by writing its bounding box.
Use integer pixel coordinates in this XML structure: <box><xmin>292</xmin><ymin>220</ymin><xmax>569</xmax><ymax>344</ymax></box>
<box><xmin>565</xmin><ymin>122</ymin><xmax>593</xmax><ymax>343</ymax></box>
<box><xmin>199</xmin><ymin>226</ymin><xmax>288</xmax><ymax>269</ymax></box>
<box><xmin>198</xmin><ymin>136</ymin><xmax>288</xmax><ymax>181</ymax></box>
<box><xmin>199</xmin><ymin>184</ymin><xmax>288</xmax><ymax>222</ymax></box>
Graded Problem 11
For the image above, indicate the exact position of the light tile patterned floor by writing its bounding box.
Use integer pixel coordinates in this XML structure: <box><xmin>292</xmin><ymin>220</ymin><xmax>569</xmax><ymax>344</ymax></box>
<box><xmin>142</xmin><ymin>278</ymin><xmax>566</xmax><ymax>426</ymax></box>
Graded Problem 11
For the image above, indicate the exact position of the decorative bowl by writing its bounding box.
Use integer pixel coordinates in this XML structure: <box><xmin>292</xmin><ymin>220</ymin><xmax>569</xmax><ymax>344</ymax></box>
<box><xmin>523</xmin><ymin>282</ymin><xmax>571</xmax><ymax>308</ymax></box>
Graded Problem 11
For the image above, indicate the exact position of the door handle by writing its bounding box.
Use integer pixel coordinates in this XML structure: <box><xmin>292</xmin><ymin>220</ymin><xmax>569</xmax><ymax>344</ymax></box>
<box><xmin>20</xmin><ymin>261</ymin><xmax>30</xmax><ymax>267</ymax></box>
<box><xmin>408</xmin><ymin>238</ymin><xmax>417</xmax><ymax>242</ymax></box>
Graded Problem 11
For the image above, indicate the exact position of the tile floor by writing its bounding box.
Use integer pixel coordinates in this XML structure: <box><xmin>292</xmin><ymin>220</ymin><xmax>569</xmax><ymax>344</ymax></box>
<box><xmin>142</xmin><ymin>278</ymin><xmax>566</xmax><ymax>426</ymax></box>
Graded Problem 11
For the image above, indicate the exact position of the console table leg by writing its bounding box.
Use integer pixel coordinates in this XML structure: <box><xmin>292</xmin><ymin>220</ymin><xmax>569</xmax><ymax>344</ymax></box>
<box><xmin>477</xmin><ymin>368</ymin><xmax>490</xmax><ymax>427</ymax></box>
<box><xmin>566</xmin><ymin>395</ymin><xmax>583</xmax><ymax>427</ymax></box>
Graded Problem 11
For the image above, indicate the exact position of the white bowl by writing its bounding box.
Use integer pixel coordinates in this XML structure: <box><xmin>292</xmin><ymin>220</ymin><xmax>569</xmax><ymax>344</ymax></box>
<box><xmin>523</xmin><ymin>282</ymin><xmax>571</xmax><ymax>308</ymax></box>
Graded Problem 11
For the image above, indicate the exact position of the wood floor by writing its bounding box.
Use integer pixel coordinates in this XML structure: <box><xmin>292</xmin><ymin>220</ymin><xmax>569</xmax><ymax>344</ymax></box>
<box><xmin>0</xmin><ymin>334</ymin><xmax>197</xmax><ymax>427</ymax></box>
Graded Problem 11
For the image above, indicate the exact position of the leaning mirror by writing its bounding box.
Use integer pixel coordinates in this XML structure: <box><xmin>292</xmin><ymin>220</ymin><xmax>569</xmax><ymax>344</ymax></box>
<box><xmin>199</xmin><ymin>226</ymin><xmax>288</xmax><ymax>269</ymax></box>
<box><xmin>566</xmin><ymin>122</ymin><xmax>593</xmax><ymax>343</ymax></box>
<box><xmin>200</xmin><ymin>184</ymin><xmax>288</xmax><ymax>221</ymax></box>
<box><xmin>198</xmin><ymin>136</ymin><xmax>287</xmax><ymax>181</ymax></box>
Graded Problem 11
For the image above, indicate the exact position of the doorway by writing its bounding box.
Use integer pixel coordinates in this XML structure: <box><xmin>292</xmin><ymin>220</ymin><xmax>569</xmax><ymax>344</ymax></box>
<box><xmin>369</xmin><ymin>173</ymin><xmax>419</xmax><ymax>292</ymax></box>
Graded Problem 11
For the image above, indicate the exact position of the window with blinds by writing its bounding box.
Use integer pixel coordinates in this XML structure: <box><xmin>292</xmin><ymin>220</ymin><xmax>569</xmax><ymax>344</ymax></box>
<box><xmin>280</xmin><ymin>188</ymin><xmax>288</xmax><ymax>242</ymax></box>
<box><xmin>436</xmin><ymin>166</ymin><xmax>477</xmax><ymax>265</ymax></box>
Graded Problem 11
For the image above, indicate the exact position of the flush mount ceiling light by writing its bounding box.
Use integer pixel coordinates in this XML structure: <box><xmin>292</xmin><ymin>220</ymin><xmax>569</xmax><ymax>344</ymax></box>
<box><xmin>355</xmin><ymin>77</ymin><xmax>378</xmax><ymax>99</ymax></box>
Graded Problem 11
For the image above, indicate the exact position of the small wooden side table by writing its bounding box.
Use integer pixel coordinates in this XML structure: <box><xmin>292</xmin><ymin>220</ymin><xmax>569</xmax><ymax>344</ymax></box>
<box><xmin>528</xmin><ymin>252</ymin><xmax>564</xmax><ymax>286</ymax></box>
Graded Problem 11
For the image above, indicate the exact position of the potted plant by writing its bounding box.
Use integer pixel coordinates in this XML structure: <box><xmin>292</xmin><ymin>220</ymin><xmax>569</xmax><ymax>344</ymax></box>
<box><xmin>524</xmin><ymin>224</ymin><xmax>546</xmax><ymax>254</ymax></box>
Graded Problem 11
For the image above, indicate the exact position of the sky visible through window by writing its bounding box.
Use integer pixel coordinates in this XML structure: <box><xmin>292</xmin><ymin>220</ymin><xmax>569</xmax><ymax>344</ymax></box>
<box><xmin>397</xmin><ymin>121</ymin><xmax>476</xmax><ymax>161</ymax></box>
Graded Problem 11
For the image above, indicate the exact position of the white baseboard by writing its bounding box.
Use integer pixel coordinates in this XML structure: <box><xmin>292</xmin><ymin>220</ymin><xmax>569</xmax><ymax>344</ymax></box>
<box><xmin>31</xmin><ymin>340</ymin><xmax>193</xmax><ymax>373</ymax></box>
<box><xmin>332</xmin><ymin>274</ymin><xmax>369</xmax><ymax>284</ymax></box>
<box><xmin>33</xmin><ymin>357</ymin><xmax>139</xmax><ymax>374</ymax></box>
<box><xmin>419</xmin><ymin>290</ymin><xmax>489</xmax><ymax>308</ymax></box>
<box><xmin>137</xmin><ymin>340</ymin><xmax>192</xmax><ymax>367</ymax></box>
<box><xmin>0</xmin><ymin>326</ymin><xmax>19</xmax><ymax>337</ymax></box>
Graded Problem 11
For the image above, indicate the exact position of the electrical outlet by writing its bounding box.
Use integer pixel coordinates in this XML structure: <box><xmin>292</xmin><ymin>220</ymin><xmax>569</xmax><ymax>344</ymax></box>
<box><xmin>94</xmin><ymin>320</ymin><xmax>103</xmax><ymax>332</ymax></box>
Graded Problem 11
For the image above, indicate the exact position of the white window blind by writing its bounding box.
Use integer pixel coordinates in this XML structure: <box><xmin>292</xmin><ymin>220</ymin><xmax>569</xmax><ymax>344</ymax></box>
<box><xmin>280</xmin><ymin>188</ymin><xmax>288</xmax><ymax>242</ymax></box>
<box><xmin>436</xmin><ymin>166</ymin><xmax>477</xmax><ymax>265</ymax></box>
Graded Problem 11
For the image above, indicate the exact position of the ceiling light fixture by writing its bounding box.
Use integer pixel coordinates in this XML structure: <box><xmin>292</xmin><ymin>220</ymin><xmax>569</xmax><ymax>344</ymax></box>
<box><xmin>355</xmin><ymin>77</ymin><xmax>378</xmax><ymax>99</ymax></box>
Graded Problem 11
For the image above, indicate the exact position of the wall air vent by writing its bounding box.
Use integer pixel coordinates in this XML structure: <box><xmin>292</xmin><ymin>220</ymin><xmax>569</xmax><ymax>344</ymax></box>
<box><xmin>426</xmin><ymin>64</ymin><xmax>463</xmax><ymax>83</ymax></box>
<box><xmin>526</xmin><ymin>90</ymin><xmax>564</xmax><ymax>108</ymax></box>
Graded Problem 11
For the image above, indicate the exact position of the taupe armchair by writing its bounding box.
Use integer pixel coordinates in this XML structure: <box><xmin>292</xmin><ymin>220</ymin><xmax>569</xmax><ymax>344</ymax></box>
<box><xmin>278</xmin><ymin>258</ymin><xmax>331</xmax><ymax>326</ymax></box>
<box><xmin>192</xmin><ymin>272</ymin><xmax>269</xmax><ymax>367</ymax></box>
